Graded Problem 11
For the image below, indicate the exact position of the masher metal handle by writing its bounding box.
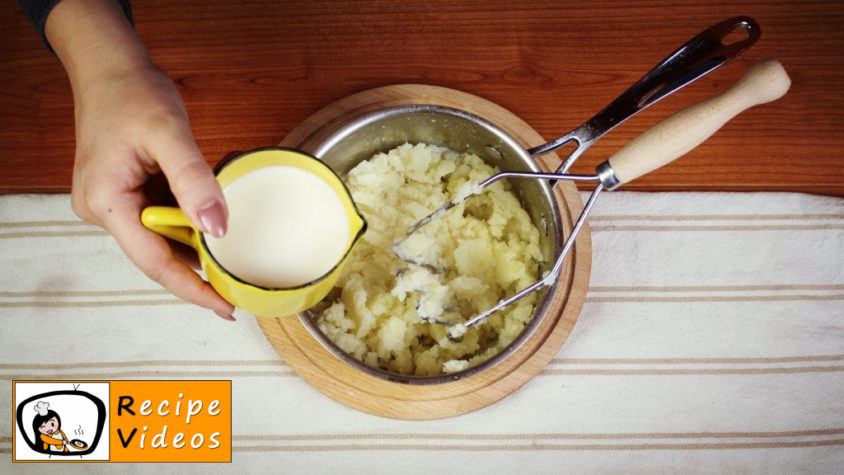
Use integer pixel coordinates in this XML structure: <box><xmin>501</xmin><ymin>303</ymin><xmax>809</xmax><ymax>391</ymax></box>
<box><xmin>597</xmin><ymin>59</ymin><xmax>791</xmax><ymax>189</ymax></box>
<box><xmin>475</xmin><ymin>61</ymin><xmax>790</xmax><ymax>189</ymax></box>
<box><xmin>530</xmin><ymin>16</ymin><xmax>760</xmax><ymax>174</ymax></box>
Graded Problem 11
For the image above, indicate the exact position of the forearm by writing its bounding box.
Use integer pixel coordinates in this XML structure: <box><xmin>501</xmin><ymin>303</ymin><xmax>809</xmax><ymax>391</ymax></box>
<box><xmin>44</xmin><ymin>0</ymin><xmax>150</xmax><ymax>96</ymax></box>
<box><xmin>40</xmin><ymin>434</ymin><xmax>64</xmax><ymax>446</ymax></box>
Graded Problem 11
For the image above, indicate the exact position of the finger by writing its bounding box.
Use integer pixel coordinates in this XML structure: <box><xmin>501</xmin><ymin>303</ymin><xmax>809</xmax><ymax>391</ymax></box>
<box><xmin>145</xmin><ymin>123</ymin><xmax>228</xmax><ymax>238</ymax></box>
<box><xmin>102</xmin><ymin>194</ymin><xmax>235</xmax><ymax>318</ymax></box>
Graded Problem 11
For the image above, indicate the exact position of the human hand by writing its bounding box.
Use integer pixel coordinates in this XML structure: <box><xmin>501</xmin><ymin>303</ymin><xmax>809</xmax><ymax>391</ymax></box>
<box><xmin>70</xmin><ymin>60</ymin><xmax>236</xmax><ymax>320</ymax></box>
<box><xmin>46</xmin><ymin>0</ymin><xmax>235</xmax><ymax>320</ymax></box>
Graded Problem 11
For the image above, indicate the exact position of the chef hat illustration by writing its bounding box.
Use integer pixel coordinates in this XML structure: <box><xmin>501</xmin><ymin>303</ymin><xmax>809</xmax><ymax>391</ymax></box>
<box><xmin>34</xmin><ymin>401</ymin><xmax>50</xmax><ymax>416</ymax></box>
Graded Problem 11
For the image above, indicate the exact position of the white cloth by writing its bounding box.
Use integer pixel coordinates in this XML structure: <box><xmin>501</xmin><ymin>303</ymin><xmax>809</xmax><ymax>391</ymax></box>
<box><xmin>1</xmin><ymin>192</ymin><xmax>842</xmax><ymax>474</ymax></box>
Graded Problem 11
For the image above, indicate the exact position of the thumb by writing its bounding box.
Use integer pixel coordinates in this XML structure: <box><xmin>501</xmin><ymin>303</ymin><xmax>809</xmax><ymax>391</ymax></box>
<box><xmin>148</xmin><ymin>126</ymin><xmax>228</xmax><ymax>238</ymax></box>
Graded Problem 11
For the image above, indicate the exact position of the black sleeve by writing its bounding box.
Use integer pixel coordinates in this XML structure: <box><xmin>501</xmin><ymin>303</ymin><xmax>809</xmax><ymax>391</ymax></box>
<box><xmin>17</xmin><ymin>0</ymin><xmax>134</xmax><ymax>53</ymax></box>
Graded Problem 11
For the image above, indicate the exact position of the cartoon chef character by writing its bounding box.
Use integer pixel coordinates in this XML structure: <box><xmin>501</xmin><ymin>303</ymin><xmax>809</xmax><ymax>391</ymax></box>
<box><xmin>32</xmin><ymin>401</ymin><xmax>69</xmax><ymax>452</ymax></box>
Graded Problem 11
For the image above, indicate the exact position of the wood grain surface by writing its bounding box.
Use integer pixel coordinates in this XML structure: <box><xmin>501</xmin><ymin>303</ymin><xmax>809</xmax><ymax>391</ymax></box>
<box><xmin>259</xmin><ymin>85</ymin><xmax>590</xmax><ymax>418</ymax></box>
<box><xmin>1</xmin><ymin>0</ymin><xmax>842</xmax><ymax>195</ymax></box>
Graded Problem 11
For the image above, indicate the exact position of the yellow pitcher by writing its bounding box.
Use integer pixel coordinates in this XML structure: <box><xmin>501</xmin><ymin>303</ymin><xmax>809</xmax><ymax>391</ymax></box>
<box><xmin>141</xmin><ymin>147</ymin><xmax>367</xmax><ymax>317</ymax></box>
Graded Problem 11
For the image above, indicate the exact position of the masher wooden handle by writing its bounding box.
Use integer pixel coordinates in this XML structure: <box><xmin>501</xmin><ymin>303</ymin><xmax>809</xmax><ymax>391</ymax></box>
<box><xmin>603</xmin><ymin>59</ymin><xmax>791</xmax><ymax>187</ymax></box>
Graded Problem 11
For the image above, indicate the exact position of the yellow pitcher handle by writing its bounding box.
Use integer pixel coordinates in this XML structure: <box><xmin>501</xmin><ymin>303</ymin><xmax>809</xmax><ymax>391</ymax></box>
<box><xmin>141</xmin><ymin>206</ymin><xmax>199</xmax><ymax>249</ymax></box>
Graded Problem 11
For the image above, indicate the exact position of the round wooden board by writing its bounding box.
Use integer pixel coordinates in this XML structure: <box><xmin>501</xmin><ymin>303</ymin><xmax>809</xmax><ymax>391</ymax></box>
<box><xmin>257</xmin><ymin>85</ymin><xmax>591</xmax><ymax>419</ymax></box>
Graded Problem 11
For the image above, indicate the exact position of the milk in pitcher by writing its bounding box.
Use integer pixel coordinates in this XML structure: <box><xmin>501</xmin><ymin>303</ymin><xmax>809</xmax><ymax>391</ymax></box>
<box><xmin>204</xmin><ymin>165</ymin><xmax>351</xmax><ymax>288</ymax></box>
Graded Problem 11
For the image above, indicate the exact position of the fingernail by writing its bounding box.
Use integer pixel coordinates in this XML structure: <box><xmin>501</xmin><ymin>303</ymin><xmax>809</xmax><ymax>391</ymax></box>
<box><xmin>214</xmin><ymin>310</ymin><xmax>236</xmax><ymax>321</ymax></box>
<box><xmin>199</xmin><ymin>200</ymin><xmax>227</xmax><ymax>238</ymax></box>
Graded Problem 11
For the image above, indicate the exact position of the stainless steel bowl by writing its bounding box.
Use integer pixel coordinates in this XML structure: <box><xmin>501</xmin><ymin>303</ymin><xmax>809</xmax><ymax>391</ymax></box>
<box><xmin>294</xmin><ymin>104</ymin><xmax>565</xmax><ymax>385</ymax></box>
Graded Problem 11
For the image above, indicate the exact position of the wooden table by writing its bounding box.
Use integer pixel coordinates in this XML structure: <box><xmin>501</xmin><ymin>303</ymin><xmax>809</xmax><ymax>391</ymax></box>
<box><xmin>2</xmin><ymin>0</ymin><xmax>842</xmax><ymax>195</ymax></box>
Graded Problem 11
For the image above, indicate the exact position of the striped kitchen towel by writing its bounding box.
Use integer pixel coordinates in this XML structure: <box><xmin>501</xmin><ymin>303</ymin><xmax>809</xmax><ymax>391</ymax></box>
<box><xmin>1</xmin><ymin>191</ymin><xmax>842</xmax><ymax>474</ymax></box>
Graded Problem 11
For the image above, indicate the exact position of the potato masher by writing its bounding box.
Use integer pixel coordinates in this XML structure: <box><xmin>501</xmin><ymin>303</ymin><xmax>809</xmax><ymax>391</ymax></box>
<box><xmin>394</xmin><ymin>16</ymin><xmax>767</xmax><ymax>333</ymax></box>
<box><xmin>395</xmin><ymin>56</ymin><xmax>791</xmax><ymax>339</ymax></box>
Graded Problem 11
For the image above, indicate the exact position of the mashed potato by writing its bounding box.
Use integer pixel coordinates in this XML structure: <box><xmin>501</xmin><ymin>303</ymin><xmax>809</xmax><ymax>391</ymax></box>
<box><xmin>313</xmin><ymin>143</ymin><xmax>542</xmax><ymax>376</ymax></box>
